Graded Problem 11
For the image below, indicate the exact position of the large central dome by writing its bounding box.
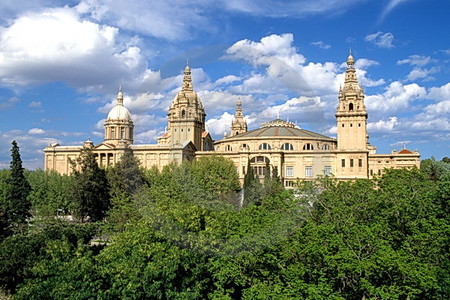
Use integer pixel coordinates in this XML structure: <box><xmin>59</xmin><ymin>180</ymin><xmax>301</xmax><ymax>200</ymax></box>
<box><xmin>107</xmin><ymin>88</ymin><xmax>132</xmax><ymax>120</ymax></box>
<box><xmin>107</xmin><ymin>105</ymin><xmax>131</xmax><ymax>120</ymax></box>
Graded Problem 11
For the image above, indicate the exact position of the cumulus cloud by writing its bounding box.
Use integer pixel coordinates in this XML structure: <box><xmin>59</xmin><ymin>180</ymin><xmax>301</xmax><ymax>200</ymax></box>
<box><xmin>405</xmin><ymin>67</ymin><xmax>439</xmax><ymax>82</ymax></box>
<box><xmin>224</xmin><ymin>34</ymin><xmax>342</xmax><ymax>95</ymax></box>
<box><xmin>368</xmin><ymin>116</ymin><xmax>398</xmax><ymax>132</ymax></box>
<box><xmin>28</xmin><ymin>128</ymin><xmax>46</xmax><ymax>135</ymax></box>
<box><xmin>365</xmin><ymin>32</ymin><xmax>395</xmax><ymax>48</ymax></box>
<box><xmin>206</xmin><ymin>112</ymin><xmax>235</xmax><ymax>137</ymax></box>
<box><xmin>0</xmin><ymin>6</ymin><xmax>162</xmax><ymax>95</ymax></box>
<box><xmin>365</xmin><ymin>81</ymin><xmax>426</xmax><ymax>113</ymax></box>
<box><xmin>428</xmin><ymin>83</ymin><xmax>450</xmax><ymax>101</ymax></box>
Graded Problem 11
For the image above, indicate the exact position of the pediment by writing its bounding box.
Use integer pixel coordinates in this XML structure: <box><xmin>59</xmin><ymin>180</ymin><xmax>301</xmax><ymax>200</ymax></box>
<box><xmin>94</xmin><ymin>143</ymin><xmax>116</xmax><ymax>150</ymax></box>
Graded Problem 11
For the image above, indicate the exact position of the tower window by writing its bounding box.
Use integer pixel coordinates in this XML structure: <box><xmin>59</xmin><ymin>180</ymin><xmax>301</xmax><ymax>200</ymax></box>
<box><xmin>182</xmin><ymin>109</ymin><xmax>186</xmax><ymax>117</ymax></box>
<box><xmin>350</xmin><ymin>123</ymin><xmax>353</xmax><ymax>127</ymax></box>
<box><xmin>349</xmin><ymin>103</ymin><xmax>354</xmax><ymax>111</ymax></box>
<box><xmin>322</xmin><ymin>144</ymin><xmax>330</xmax><ymax>150</ymax></box>
<box><xmin>342</xmin><ymin>124</ymin><xmax>344</xmax><ymax>127</ymax></box>
<box><xmin>225</xmin><ymin>145</ymin><xmax>232</xmax><ymax>151</ymax></box>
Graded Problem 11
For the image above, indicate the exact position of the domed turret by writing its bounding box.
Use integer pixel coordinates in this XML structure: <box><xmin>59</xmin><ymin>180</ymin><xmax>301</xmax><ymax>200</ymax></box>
<box><xmin>104</xmin><ymin>87</ymin><xmax>134</xmax><ymax>146</ymax></box>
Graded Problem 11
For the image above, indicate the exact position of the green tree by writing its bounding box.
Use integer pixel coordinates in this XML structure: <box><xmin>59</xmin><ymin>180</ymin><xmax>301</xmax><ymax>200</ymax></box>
<box><xmin>26</xmin><ymin>169</ymin><xmax>74</xmax><ymax>217</ymax></box>
<box><xmin>71</xmin><ymin>147</ymin><xmax>110</xmax><ymax>222</ymax></box>
<box><xmin>2</xmin><ymin>141</ymin><xmax>31</xmax><ymax>226</ymax></box>
<box><xmin>107</xmin><ymin>151</ymin><xmax>147</xmax><ymax>199</ymax></box>
<box><xmin>421</xmin><ymin>157</ymin><xmax>450</xmax><ymax>181</ymax></box>
<box><xmin>190</xmin><ymin>155</ymin><xmax>240</xmax><ymax>203</ymax></box>
<box><xmin>243</xmin><ymin>160</ymin><xmax>263</xmax><ymax>206</ymax></box>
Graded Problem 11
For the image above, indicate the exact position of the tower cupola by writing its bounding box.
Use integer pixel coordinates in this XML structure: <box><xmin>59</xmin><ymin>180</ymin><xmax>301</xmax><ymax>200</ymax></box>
<box><xmin>104</xmin><ymin>87</ymin><xmax>134</xmax><ymax>146</ymax></box>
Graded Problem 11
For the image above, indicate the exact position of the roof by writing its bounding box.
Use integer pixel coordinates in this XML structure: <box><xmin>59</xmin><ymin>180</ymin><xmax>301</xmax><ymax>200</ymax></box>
<box><xmin>221</xmin><ymin>119</ymin><xmax>334</xmax><ymax>140</ymax></box>
<box><xmin>107</xmin><ymin>105</ymin><xmax>132</xmax><ymax>120</ymax></box>
<box><xmin>398</xmin><ymin>149</ymin><xmax>413</xmax><ymax>154</ymax></box>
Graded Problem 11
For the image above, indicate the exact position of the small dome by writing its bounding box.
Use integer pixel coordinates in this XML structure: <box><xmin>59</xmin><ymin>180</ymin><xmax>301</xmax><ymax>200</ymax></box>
<box><xmin>107</xmin><ymin>105</ymin><xmax>132</xmax><ymax>120</ymax></box>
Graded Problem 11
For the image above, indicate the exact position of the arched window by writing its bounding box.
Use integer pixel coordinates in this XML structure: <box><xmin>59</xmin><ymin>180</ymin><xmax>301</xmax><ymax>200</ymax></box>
<box><xmin>250</xmin><ymin>156</ymin><xmax>270</xmax><ymax>163</ymax></box>
<box><xmin>281</xmin><ymin>143</ymin><xmax>294</xmax><ymax>150</ymax></box>
<box><xmin>225</xmin><ymin>145</ymin><xmax>232</xmax><ymax>151</ymax></box>
<box><xmin>181</xmin><ymin>109</ymin><xmax>186</xmax><ymax>117</ymax></box>
<box><xmin>303</xmin><ymin>143</ymin><xmax>314</xmax><ymax>150</ymax></box>
<box><xmin>349</xmin><ymin>103</ymin><xmax>354</xmax><ymax>111</ymax></box>
<box><xmin>259</xmin><ymin>143</ymin><xmax>271</xmax><ymax>150</ymax></box>
<box><xmin>322</xmin><ymin>144</ymin><xmax>330</xmax><ymax>150</ymax></box>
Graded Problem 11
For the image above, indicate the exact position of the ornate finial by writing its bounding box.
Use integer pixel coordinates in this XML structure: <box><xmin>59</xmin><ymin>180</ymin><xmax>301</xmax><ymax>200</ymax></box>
<box><xmin>117</xmin><ymin>86</ymin><xmax>124</xmax><ymax>106</ymax></box>
<box><xmin>182</xmin><ymin>64</ymin><xmax>193</xmax><ymax>92</ymax></box>
<box><xmin>347</xmin><ymin>51</ymin><xmax>355</xmax><ymax>67</ymax></box>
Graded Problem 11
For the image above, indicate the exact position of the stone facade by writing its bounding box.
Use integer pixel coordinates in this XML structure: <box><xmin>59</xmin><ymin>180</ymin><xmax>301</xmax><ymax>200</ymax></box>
<box><xmin>44</xmin><ymin>55</ymin><xmax>420</xmax><ymax>186</ymax></box>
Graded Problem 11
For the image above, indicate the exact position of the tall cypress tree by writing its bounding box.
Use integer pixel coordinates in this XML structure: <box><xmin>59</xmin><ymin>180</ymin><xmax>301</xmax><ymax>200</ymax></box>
<box><xmin>5</xmin><ymin>140</ymin><xmax>31</xmax><ymax>224</ymax></box>
<box><xmin>243</xmin><ymin>160</ymin><xmax>262</xmax><ymax>206</ymax></box>
<box><xmin>71</xmin><ymin>147</ymin><xmax>110</xmax><ymax>222</ymax></box>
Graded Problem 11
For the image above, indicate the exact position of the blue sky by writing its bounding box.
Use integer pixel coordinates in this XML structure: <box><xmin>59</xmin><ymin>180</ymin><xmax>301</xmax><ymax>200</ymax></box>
<box><xmin>0</xmin><ymin>0</ymin><xmax>449</xmax><ymax>169</ymax></box>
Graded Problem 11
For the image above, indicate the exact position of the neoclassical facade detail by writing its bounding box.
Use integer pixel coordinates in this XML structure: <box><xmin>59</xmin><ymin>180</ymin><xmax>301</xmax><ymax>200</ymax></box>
<box><xmin>44</xmin><ymin>55</ymin><xmax>420</xmax><ymax>185</ymax></box>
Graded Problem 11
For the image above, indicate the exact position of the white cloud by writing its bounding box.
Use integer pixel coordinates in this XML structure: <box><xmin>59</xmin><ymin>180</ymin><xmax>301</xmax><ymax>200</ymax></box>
<box><xmin>405</xmin><ymin>67</ymin><xmax>439</xmax><ymax>82</ymax></box>
<box><xmin>28</xmin><ymin>128</ymin><xmax>46</xmax><ymax>135</ymax></box>
<box><xmin>428</xmin><ymin>83</ymin><xmax>450</xmax><ymax>101</ymax></box>
<box><xmin>28</xmin><ymin>101</ymin><xmax>42</xmax><ymax>108</ymax></box>
<box><xmin>366</xmin><ymin>81</ymin><xmax>426</xmax><ymax>113</ymax></box>
<box><xmin>215</xmin><ymin>75</ymin><xmax>241</xmax><ymax>86</ymax></box>
<box><xmin>311</xmin><ymin>41</ymin><xmax>331</xmax><ymax>49</ymax></box>
<box><xmin>0</xmin><ymin>97</ymin><xmax>19</xmax><ymax>110</ymax></box>
<box><xmin>77</xmin><ymin>0</ymin><xmax>212</xmax><ymax>41</ymax></box>
<box><xmin>206</xmin><ymin>112</ymin><xmax>235</xmax><ymax>137</ymax></box>
<box><xmin>397</xmin><ymin>55</ymin><xmax>432</xmax><ymax>66</ymax></box>
<box><xmin>0</xmin><ymin>6</ymin><xmax>161</xmax><ymax>95</ymax></box>
<box><xmin>365</xmin><ymin>32</ymin><xmax>395</xmax><ymax>48</ymax></box>
<box><xmin>379</xmin><ymin>0</ymin><xmax>412</xmax><ymax>23</ymax></box>
<box><xmin>368</xmin><ymin>116</ymin><xmax>398</xmax><ymax>132</ymax></box>
<box><xmin>222</xmin><ymin>0</ymin><xmax>366</xmax><ymax>17</ymax></box>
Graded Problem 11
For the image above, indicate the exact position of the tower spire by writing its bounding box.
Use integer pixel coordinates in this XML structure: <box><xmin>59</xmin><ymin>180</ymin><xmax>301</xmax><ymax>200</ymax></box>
<box><xmin>117</xmin><ymin>86</ymin><xmax>124</xmax><ymax>106</ymax></box>
<box><xmin>230</xmin><ymin>98</ymin><xmax>247</xmax><ymax>136</ymax></box>
<box><xmin>182</xmin><ymin>64</ymin><xmax>193</xmax><ymax>92</ymax></box>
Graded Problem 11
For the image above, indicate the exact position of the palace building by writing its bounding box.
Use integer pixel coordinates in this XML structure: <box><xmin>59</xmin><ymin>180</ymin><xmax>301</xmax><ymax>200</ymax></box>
<box><xmin>44</xmin><ymin>54</ymin><xmax>420</xmax><ymax>185</ymax></box>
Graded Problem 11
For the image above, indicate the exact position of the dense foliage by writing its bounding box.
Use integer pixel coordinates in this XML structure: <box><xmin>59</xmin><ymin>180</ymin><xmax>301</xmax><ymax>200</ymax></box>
<box><xmin>0</xmin><ymin>153</ymin><xmax>449</xmax><ymax>299</ymax></box>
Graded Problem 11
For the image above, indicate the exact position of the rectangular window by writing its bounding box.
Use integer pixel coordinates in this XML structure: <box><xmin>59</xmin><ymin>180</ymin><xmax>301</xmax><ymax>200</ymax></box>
<box><xmin>305</xmin><ymin>166</ymin><xmax>312</xmax><ymax>177</ymax></box>
<box><xmin>341</xmin><ymin>159</ymin><xmax>346</xmax><ymax>167</ymax></box>
<box><xmin>286</xmin><ymin>166</ymin><xmax>294</xmax><ymax>177</ymax></box>
<box><xmin>358</xmin><ymin>159</ymin><xmax>363</xmax><ymax>167</ymax></box>
<box><xmin>324</xmin><ymin>166</ymin><xmax>332</xmax><ymax>176</ymax></box>
<box><xmin>350</xmin><ymin>159</ymin><xmax>354</xmax><ymax>167</ymax></box>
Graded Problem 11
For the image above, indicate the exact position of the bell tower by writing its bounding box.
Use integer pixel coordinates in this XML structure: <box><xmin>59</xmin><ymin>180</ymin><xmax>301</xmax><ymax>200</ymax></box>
<box><xmin>158</xmin><ymin>65</ymin><xmax>206</xmax><ymax>150</ymax></box>
<box><xmin>336</xmin><ymin>53</ymin><xmax>368</xmax><ymax>151</ymax></box>
<box><xmin>230</xmin><ymin>99</ymin><xmax>247</xmax><ymax>136</ymax></box>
